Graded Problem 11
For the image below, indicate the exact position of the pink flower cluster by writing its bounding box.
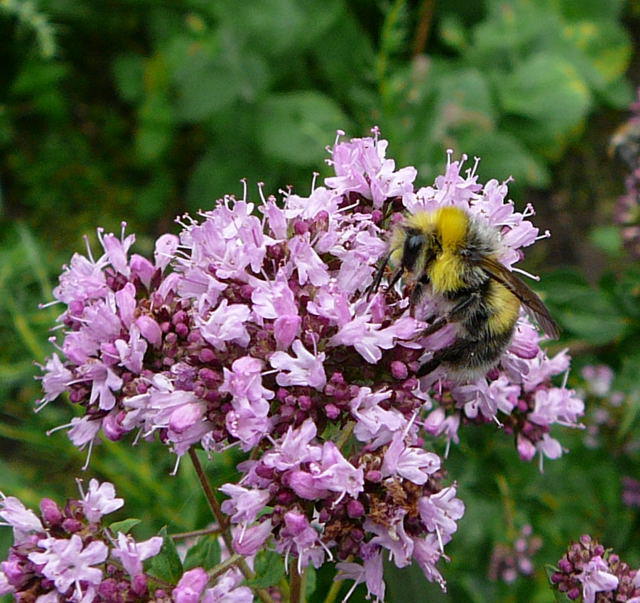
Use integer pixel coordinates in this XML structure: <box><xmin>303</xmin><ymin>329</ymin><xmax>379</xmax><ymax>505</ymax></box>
<box><xmin>0</xmin><ymin>480</ymin><xmax>165</xmax><ymax>601</ymax></box>
<box><xmin>488</xmin><ymin>525</ymin><xmax>542</xmax><ymax>583</ymax></box>
<box><xmin>550</xmin><ymin>535</ymin><xmax>640</xmax><ymax>602</ymax></box>
<box><xmin>36</xmin><ymin>129</ymin><xmax>584</xmax><ymax>595</ymax></box>
<box><xmin>220</xmin><ymin>418</ymin><xmax>463</xmax><ymax>599</ymax></box>
<box><xmin>0</xmin><ymin>480</ymin><xmax>251</xmax><ymax>602</ymax></box>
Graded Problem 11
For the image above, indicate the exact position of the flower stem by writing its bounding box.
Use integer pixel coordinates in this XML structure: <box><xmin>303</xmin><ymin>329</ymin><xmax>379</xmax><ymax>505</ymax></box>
<box><xmin>188</xmin><ymin>448</ymin><xmax>274</xmax><ymax>603</ymax></box>
<box><xmin>323</xmin><ymin>578</ymin><xmax>344</xmax><ymax>603</ymax></box>
<box><xmin>171</xmin><ymin>526</ymin><xmax>222</xmax><ymax>540</ymax></box>
<box><xmin>208</xmin><ymin>553</ymin><xmax>243</xmax><ymax>580</ymax></box>
<box><xmin>289</xmin><ymin>563</ymin><xmax>303</xmax><ymax>603</ymax></box>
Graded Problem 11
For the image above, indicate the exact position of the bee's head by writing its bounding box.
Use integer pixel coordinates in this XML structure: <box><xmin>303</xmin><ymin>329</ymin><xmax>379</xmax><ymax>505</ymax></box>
<box><xmin>393</xmin><ymin>207</ymin><xmax>468</xmax><ymax>275</ymax></box>
<box><xmin>400</xmin><ymin>228</ymin><xmax>435</xmax><ymax>272</ymax></box>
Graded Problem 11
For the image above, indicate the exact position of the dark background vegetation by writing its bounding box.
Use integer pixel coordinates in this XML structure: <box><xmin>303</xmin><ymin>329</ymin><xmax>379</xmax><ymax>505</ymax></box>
<box><xmin>2</xmin><ymin>1</ymin><xmax>640</xmax><ymax>601</ymax></box>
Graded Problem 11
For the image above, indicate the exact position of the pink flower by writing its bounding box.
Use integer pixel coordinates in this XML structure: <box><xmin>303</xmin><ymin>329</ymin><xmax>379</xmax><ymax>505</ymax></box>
<box><xmin>154</xmin><ymin>233</ymin><xmax>179</xmax><ymax>270</ymax></box>
<box><xmin>382</xmin><ymin>435</ymin><xmax>441</xmax><ymax>485</ymax></box>
<box><xmin>29</xmin><ymin>534</ymin><xmax>107</xmax><ymax>598</ymax></box>
<box><xmin>80</xmin><ymin>479</ymin><xmax>124</xmax><ymax>523</ymax></box>
<box><xmin>173</xmin><ymin>567</ymin><xmax>209</xmax><ymax>603</ymax></box>
<box><xmin>220</xmin><ymin>357</ymin><xmax>273</xmax><ymax>405</ymax></box>
<box><xmin>232</xmin><ymin>520</ymin><xmax>272</xmax><ymax>556</ymax></box>
<box><xmin>307</xmin><ymin>442</ymin><xmax>364</xmax><ymax>499</ymax></box>
<box><xmin>270</xmin><ymin>340</ymin><xmax>326</xmax><ymax>390</ymax></box>
<box><xmin>577</xmin><ymin>556</ymin><xmax>619</xmax><ymax>603</ymax></box>
<box><xmin>202</xmin><ymin>567</ymin><xmax>253</xmax><ymax>602</ymax></box>
<box><xmin>336</xmin><ymin>552</ymin><xmax>386</xmax><ymax>602</ymax></box>
<box><xmin>111</xmin><ymin>533</ymin><xmax>163</xmax><ymax>577</ymax></box>
<box><xmin>413</xmin><ymin>535</ymin><xmax>446</xmax><ymax>590</ymax></box>
<box><xmin>53</xmin><ymin>252</ymin><xmax>108</xmax><ymax>305</ymax></box>
<box><xmin>329</xmin><ymin>314</ymin><xmax>418</xmax><ymax>363</ymax></box>
<box><xmin>288</xmin><ymin>235</ymin><xmax>329</xmax><ymax>286</ymax></box>
<box><xmin>582</xmin><ymin>365</ymin><xmax>615</xmax><ymax>396</ymax></box>
<box><xmin>418</xmin><ymin>485</ymin><xmax>465</xmax><ymax>541</ymax></box>
<box><xmin>40</xmin><ymin>354</ymin><xmax>72</xmax><ymax>405</ymax></box>
<box><xmin>219</xmin><ymin>485</ymin><xmax>271</xmax><ymax>524</ymax></box>
<box><xmin>276</xmin><ymin>511</ymin><xmax>325</xmax><ymax>570</ymax></box>
<box><xmin>326</xmin><ymin>134</ymin><xmax>416</xmax><ymax>208</ymax></box>
<box><xmin>262</xmin><ymin>419</ymin><xmax>321</xmax><ymax>471</ymax></box>
<box><xmin>366</xmin><ymin>513</ymin><xmax>414</xmax><ymax>568</ymax></box>
<box><xmin>198</xmin><ymin>300</ymin><xmax>251</xmax><ymax>350</ymax></box>
<box><xmin>98</xmin><ymin>228</ymin><xmax>135</xmax><ymax>277</ymax></box>
<box><xmin>0</xmin><ymin>494</ymin><xmax>43</xmax><ymax>544</ymax></box>
<box><xmin>350</xmin><ymin>387</ymin><xmax>405</xmax><ymax>447</ymax></box>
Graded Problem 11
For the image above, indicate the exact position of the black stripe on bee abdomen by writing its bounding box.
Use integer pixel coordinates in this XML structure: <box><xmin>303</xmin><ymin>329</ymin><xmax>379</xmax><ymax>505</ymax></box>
<box><xmin>444</xmin><ymin>281</ymin><xmax>492</xmax><ymax>334</ymax></box>
<box><xmin>436</xmin><ymin>327</ymin><xmax>515</xmax><ymax>371</ymax></box>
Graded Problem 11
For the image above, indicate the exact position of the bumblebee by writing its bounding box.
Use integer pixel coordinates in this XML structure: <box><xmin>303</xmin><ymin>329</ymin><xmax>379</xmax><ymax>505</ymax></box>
<box><xmin>371</xmin><ymin>206</ymin><xmax>559</xmax><ymax>378</ymax></box>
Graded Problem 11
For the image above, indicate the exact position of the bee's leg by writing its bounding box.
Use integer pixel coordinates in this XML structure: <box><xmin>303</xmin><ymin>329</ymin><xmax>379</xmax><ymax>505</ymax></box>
<box><xmin>366</xmin><ymin>252</ymin><xmax>391</xmax><ymax>298</ymax></box>
<box><xmin>417</xmin><ymin>337</ymin><xmax>477</xmax><ymax>377</ymax></box>
<box><xmin>421</xmin><ymin>290</ymin><xmax>481</xmax><ymax>336</ymax></box>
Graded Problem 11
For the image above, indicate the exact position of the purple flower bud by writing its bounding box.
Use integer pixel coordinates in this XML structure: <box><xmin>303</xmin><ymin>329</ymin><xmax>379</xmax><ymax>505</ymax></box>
<box><xmin>365</xmin><ymin>470</ymin><xmax>382</xmax><ymax>483</ymax></box>
<box><xmin>136</xmin><ymin>315</ymin><xmax>163</xmax><ymax>346</ymax></box>
<box><xmin>293</xmin><ymin>220</ymin><xmax>309</xmax><ymax>235</ymax></box>
<box><xmin>175</xmin><ymin>323</ymin><xmax>189</xmax><ymax>338</ymax></box>
<box><xmin>103</xmin><ymin>412</ymin><xmax>127</xmax><ymax>441</ymax></box>
<box><xmin>132</xmin><ymin>574</ymin><xmax>148</xmax><ymax>596</ymax></box>
<box><xmin>98</xmin><ymin>578</ymin><xmax>120</xmax><ymax>599</ymax></box>
<box><xmin>62</xmin><ymin>518</ymin><xmax>83</xmax><ymax>533</ymax></box>
<box><xmin>172</xmin><ymin>311</ymin><xmax>187</xmax><ymax>325</ymax></box>
<box><xmin>198</xmin><ymin>348</ymin><xmax>215</xmax><ymax>363</ymax></box>
<box><xmin>558</xmin><ymin>559</ymin><xmax>573</xmax><ymax>573</ymax></box>
<box><xmin>325</xmin><ymin>404</ymin><xmax>340</xmax><ymax>419</ymax></box>
<box><xmin>516</xmin><ymin>434</ymin><xmax>536</xmax><ymax>462</ymax></box>
<box><xmin>39</xmin><ymin>498</ymin><xmax>63</xmax><ymax>526</ymax></box>
<box><xmin>390</xmin><ymin>361</ymin><xmax>408</xmax><ymax>380</ymax></box>
<box><xmin>347</xmin><ymin>499</ymin><xmax>365</xmax><ymax>518</ymax></box>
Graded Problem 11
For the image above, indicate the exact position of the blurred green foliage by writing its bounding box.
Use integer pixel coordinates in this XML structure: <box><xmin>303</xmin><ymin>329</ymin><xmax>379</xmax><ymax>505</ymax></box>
<box><xmin>1</xmin><ymin>1</ymin><xmax>640</xmax><ymax>602</ymax></box>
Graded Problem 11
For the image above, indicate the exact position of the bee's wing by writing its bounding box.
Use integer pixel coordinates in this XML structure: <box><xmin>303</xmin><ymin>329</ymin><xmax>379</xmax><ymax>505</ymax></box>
<box><xmin>479</xmin><ymin>256</ymin><xmax>560</xmax><ymax>339</ymax></box>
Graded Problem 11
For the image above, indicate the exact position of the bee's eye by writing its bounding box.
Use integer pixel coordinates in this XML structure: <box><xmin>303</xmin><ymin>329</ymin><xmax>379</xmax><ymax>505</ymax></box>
<box><xmin>403</xmin><ymin>234</ymin><xmax>424</xmax><ymax>270</ymax></box>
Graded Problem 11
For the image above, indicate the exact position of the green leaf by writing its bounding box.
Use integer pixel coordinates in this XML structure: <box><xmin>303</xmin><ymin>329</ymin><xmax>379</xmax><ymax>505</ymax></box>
<box><xmin>183</xmin><ymin>534</ymin><xmax>221</xmax><ymax>571</ymax></box>
<box><xmin>589</xmin><ymin>225</ymin><xmax>623</xmax><ymax>256</ymax></box>
<box><xmin>113</xmin><ymin>54</ymin><xmax>145</xmax><ymax>103</ymax></box>
<box><xmin>461</xmin><ymin>130</ymin><xmax>549</xmax><ymax>187</ymax></box>
<box><xmin>499</xmin><ymin>53</ymin><xmax>591</xmax><ymax>132</ymax></box>
<box><xmin>136</xmin><ymin>92</ymin><xmax>174</xmax><ymax>163</ymax></box>
<box><xmin>148</xmin><ymin>527</ymin><xmax>183</xmax><ymax>584</ymax></box>
<box><xmin>246</xmin><ymin>550</ymin><xmax>285</xmax><ymax>588</ymax></box>
<box><xmin>562</xmin><ymin>20</ymin><xmax>631</xmax><ymax>88</ymax></box>
<box><xmin>439</xmin><ymin>14</ymin><xmax>469</xmax><ymax>52</ymax></box>
<box><xmin>109</xmin><ymin>518</ymin><xmax>141</xmax><ymax>534</ymax></box>
<box><xmin>257</xmin><ymin>92</ymin><xmax>350</xmax><ymax>166</ymax></box>
<box><xmin>305</xmin><ymin>565</ymin><xmax>317</xmax><ymax>598</ymax></box>
<box><xmin>557</xmin><ymin>290</ymin><xmax>626</xmax><ymax>344</ymax></box>
<box><xmin>537</xmin><ymin>269</ymin><xmax>590</xmax><ymax>305</ymax></box>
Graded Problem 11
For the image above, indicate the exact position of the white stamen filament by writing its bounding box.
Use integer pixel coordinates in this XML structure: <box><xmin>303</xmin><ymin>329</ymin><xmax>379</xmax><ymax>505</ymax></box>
<box><xmin>170</xmin><ymin>455</ymin><xmax>182</xmax><ymax>476</ymax></box>
<box><xmin>81</xmin><ymin>439</ymin><xmax>94</xmax><ymax>471</ymax></box>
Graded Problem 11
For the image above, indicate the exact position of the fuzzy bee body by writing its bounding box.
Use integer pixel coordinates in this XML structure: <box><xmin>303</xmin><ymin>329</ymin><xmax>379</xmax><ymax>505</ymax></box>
<box><xmin>376</xmin><ymin>207</ymin><xmax>558</xmax><ymax>379</ymax></box>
